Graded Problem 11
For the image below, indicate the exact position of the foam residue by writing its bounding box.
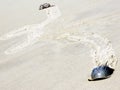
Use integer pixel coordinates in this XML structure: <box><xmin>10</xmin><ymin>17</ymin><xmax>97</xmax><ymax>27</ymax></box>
<box><xmin>56</xmin><ymin>32</ymin><xmax>117</xmax><ymax>69</ymax></box>
<box><xmin>0</xmin><ymin>5</ymin><xmax>117</xmax><ymax>69</ymax></box>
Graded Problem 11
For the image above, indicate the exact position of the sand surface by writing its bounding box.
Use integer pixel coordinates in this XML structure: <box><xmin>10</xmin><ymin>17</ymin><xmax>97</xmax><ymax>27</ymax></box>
<box><xmin>0</xmin><ymin>0</ymin><xmax>120</xmax><ymax>90</ymax></box>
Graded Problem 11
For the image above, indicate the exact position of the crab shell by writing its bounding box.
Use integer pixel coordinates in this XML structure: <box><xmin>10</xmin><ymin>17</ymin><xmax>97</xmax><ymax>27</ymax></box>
<box><xmin>39</xmin><ymin>3</ymin><xmax>54</xmax><ymax>10</ymax></box>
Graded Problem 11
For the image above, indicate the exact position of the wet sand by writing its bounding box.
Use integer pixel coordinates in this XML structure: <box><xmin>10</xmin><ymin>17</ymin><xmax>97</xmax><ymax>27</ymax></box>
<box><xmin>0</xmin><ymin>0</ymin><xmax>120</xmax><ymax>90</ymax></box>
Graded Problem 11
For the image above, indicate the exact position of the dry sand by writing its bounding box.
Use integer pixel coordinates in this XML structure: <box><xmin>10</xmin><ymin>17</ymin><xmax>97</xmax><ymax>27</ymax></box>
<box><xmin>0</xmin><ymin>0</ymin><xmax>120</xmax><ymax>90</ymax></box>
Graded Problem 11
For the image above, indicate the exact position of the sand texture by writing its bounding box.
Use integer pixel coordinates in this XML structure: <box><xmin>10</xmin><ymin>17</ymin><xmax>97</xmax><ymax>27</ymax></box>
<box><xmin>0</xmin><ymin>0</ymin><xmax>120</xmax><ymax>90</ymax></box>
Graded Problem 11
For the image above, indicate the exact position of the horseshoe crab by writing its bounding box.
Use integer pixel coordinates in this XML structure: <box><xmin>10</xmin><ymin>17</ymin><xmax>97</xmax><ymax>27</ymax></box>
<box><xmin>88</xmin><ymin>63</ymin><xmax>114</xmax><ymax>81</ymax></box>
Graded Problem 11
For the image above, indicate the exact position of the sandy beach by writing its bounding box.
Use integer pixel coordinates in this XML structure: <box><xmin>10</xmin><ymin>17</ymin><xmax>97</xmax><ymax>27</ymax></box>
<box><xmin>0</xmin><ymin>0</ymin><xmax>120</xmax><ymax>90</ymax></box>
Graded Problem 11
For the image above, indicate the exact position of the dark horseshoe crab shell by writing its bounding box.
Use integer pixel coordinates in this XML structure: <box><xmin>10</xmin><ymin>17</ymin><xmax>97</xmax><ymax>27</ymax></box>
<box><xmin>39</xmin><ymin>3</ymin><xmax>54</xmax><ymax>10</ymax></box>
<box><xmin>88</xmin><ymin>65</ymin><xmax>114</xmax><ymax>81</ymax></box>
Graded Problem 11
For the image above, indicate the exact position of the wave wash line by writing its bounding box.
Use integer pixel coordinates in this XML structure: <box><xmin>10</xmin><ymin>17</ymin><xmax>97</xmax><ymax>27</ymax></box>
<box><xmin>56</xmin><ymin>32</ymin><xmax>117</xmax><ymax>69</ymax></box>
<box><xmin>0</xmin><ymin>4</ymin><xmax>61</xmax><ymax>54</ymax></box>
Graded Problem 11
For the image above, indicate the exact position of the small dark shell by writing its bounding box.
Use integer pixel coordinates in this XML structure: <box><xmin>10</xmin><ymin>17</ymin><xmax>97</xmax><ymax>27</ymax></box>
<box><xmin>88</xmin><ymin>65</ymin><xmax>114</xmax><ymax>81</ymax></box>
<box><xmin>39</xmin><ymin>3</ymin><xmax>52</xmax><ymax>10</ymax></box>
